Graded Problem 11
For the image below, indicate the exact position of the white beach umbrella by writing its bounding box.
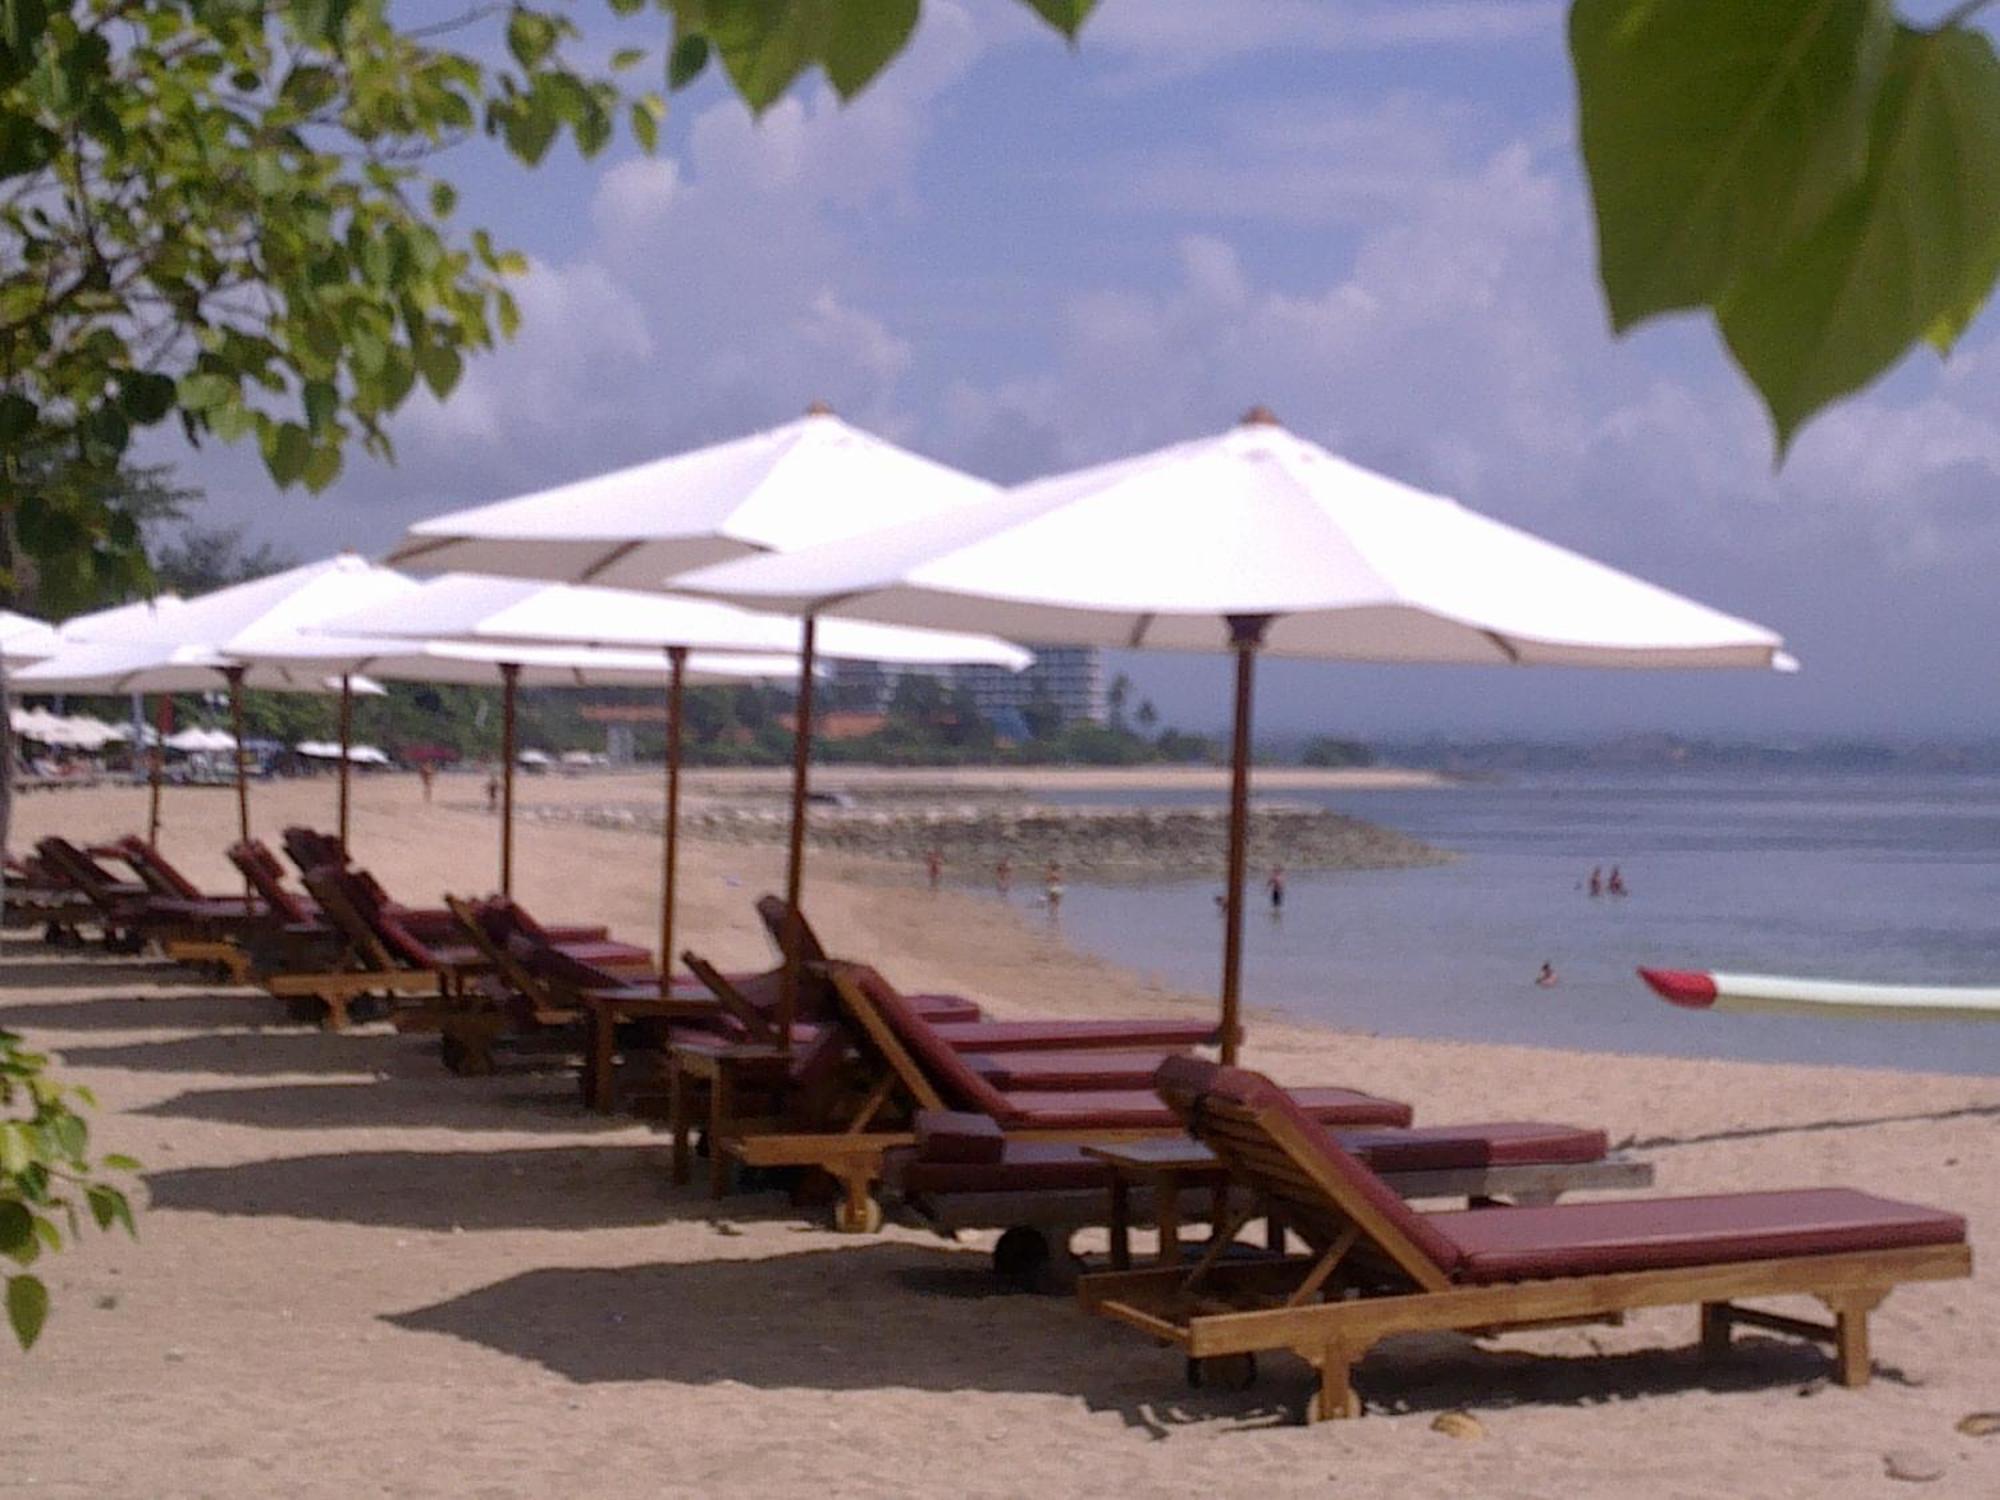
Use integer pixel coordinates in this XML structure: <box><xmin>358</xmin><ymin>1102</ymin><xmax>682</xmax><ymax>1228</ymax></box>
<box><xmin>387</xmin><ymin>405</ymin><xmax>1002</xmax><ymax>586</ymax></box>
<box><xmin>381</xmin><ymin>407</ymin><xmax>1012</xmax><ymax>999</ymax></box>
<box><xmin>679</xmin><ymin>409</ymin><xmax>1796</xmax><ymax>1059</ymax></box>
<box><xmin>164</xmin><ymin>725</ymin><xmax>238</xmax><ymax>753</ymax></box>
<box><xmin>16</xmin><ymin>555</ymin><xmax>408</xmax><ymax>850</ymax></box>
<box><xmin>313</xmin><ymin>570</ymin><xmax>1027</xmax><ymax>985</ymax></box>
<box><xmin>0</xmin><ymin>610</ymin><xmax>59</xmax><ymax>661</ymax></box>
<box><xmin>238</xmin><ymin>624</ymin><xmax>803</xmax><ymax>899</ymax></box>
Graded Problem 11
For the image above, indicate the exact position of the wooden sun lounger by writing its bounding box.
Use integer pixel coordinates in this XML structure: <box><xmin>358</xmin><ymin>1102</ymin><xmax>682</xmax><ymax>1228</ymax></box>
<box><xmin>34</xmin><ymin>837</ymin><xmax>161</xmax><ymax>953</ymax></box>
<box><xmin>882</xmin><ymin>1109</ymin><xmax>1653</xmax><ymax>1288</ymax></box>
<box><xmin>266</xmin><ymin>865</ymin><xmax>451</xmax><ymax>1029</ymax></box>
<box><xmin>432</xmin><ymin>895</ymin><xmax>716</xmax><ymax>1082</ymax></box>
<box><xmin>1078</xmin><ymin>1058</ymin><xmax>1972</xmax><ymax>1421</ymax></box>
<box><xmin>695</xmin><ymin>963</ymin><xmax>1413</xmax><ymax>1234</ymax></box>
<box><xmin>93</xmin><ymin>837</ymin><xmax>261</xmax><ymax>984</ymax></box>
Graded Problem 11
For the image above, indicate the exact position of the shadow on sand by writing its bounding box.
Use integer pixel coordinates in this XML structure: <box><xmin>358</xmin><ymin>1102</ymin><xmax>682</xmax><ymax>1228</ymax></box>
<box><xmin>145</xmin><ymin>1144</ymin><xmax>697</xmax><ymax>1232</ymax></box>
<box><xmin>133</xmin><ymin>1076</ymin><xmax>630</xmax><ymax>1134</ymax></box>
<box><xmin>0</xmin><ymin>992</ymin><xmax>288</xmax><ymax>1032</ymax></box>
<box><xmin>55</xmin><ymin>1029</ymin><xmax>443</xmax><ymax>1078</ymax></box>
<box><xmin>0</xmin><ymin>957</ymin><xmax>210</xmax><ymax>993</ymax></box>
<box><xmin>385</xmin><ymin>1245</ymin><xmax>1855</xmax><ymax>1434</ymax></box>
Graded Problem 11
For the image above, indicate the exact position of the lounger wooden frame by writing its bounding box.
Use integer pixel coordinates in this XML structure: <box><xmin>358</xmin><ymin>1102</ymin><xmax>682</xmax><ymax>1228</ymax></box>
<box><xmin>1077</xmin><ymin>1082</ymin><xmax>1972</xmax><ymax>1420</ymax></box>
<box><xmin>261</xmin><ymin>867</ymin><xmax>447</xmax><ymax>1029</ymax></box>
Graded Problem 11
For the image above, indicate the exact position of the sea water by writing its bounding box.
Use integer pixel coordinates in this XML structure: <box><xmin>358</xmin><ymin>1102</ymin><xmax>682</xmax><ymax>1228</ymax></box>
<box><xmin>1027</xmin><ymin>772</ymin><xmax>2000</xmax><ymax>1076</ymax></box>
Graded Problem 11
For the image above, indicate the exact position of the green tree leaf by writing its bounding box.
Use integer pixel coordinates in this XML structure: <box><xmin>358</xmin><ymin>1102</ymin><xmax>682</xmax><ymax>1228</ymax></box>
<box><xmin>668</xmin><ymin>31</ymin><xmax>710</xmax><ymax>89</ymax></box>
<box><xmin>1572</xmin><ymin>0</ymin><xmax>1894</xmax><ymax>332</ymax></box>
<box><xmin>0</xmin><ymin>1200</ymin><xmax>31</xmax><ymax>1261</ymax></box>
<box><xmin>1016</xmin><ymin>0</ymin><xmax>1097</xmax><ymax>38</ymax></box>
<box><xmin>1718</xmin><ymin>23</ymin><xmax>2000</xmax><ymax>449</ymax></box>
<box><xmin>823</xmin><ymin>0</ymin><xmax>919</xmax><ymax>99</ymax></box>
<box><xmin>6</xmin><ymin>1272</ymin><xmax>48</xmax><ymax>1349</ymax></box>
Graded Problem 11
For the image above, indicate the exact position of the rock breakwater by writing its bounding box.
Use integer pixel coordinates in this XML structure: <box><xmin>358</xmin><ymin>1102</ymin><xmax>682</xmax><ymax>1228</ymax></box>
<box><xmin>523</xmin><ymin>798</ymin><xmax>1451</xmax><ymax>881</ymax></box>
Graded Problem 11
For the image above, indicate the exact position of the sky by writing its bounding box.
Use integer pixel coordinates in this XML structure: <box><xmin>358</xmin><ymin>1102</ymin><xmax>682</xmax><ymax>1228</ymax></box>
<box><xmin>139</xmin><ymin>0</ymin><xmax>2000</xmax><ymax>739</ymax></box>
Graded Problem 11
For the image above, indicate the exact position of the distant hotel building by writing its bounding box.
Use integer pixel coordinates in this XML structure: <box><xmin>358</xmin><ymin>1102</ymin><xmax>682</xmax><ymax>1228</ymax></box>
<box><xmin>828</xmin><ymin>645</ymin><xmax>1107</xmax><ymax>728</ymax></box>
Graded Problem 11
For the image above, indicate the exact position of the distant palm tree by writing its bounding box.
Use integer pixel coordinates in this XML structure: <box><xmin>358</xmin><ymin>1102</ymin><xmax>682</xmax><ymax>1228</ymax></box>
<box><xmin>1136</xmin><ymin>698</ymin><xmax>1158</xmax><ymax>732</ymax></box>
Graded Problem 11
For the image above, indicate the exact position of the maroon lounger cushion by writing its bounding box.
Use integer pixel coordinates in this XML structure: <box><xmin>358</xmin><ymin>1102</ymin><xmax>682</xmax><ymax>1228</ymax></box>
<box><xmin>996</xmin><ymin>1085</ymin><xmax>1412</xmax><ymax>1132</ymax></box>
<box><xmin>892</xmin><ymin>1121</ymin><xmax>1611</xmax><ymax>1199</ymax></box>
<box><xmin>914</xmin><ymin>1111</ymin><xmax>1006</xmax><ymax>1164</ymax></box>
<box><xmin>1437</xmin><ymin>1188</ymin><xmax>1967</xmax><ymax>1283</ymax></box>
<box><xmin>908</xmin><ymin>994</ymin><xmax>983</xmax><ymax>1025</ymax></box>
<box><xmin>964</xmin><ymin>1051</ymin><xmax>1179</xmax><ymax>1092</ymax></box>
<box><xmin>894</xmin><ymin>1142</ymin><xmax>1111</xmax><ymax>1196</ymax></box>
<box><xmin>1338</xmin><ymin>1122</ymin><xmax>1608</xmax><ymax>1174</ymax></box>
<box><xmin>930</xmin><ymin>1019</ymin><xmax>1217</xmax><ymax>1053</ymax></box>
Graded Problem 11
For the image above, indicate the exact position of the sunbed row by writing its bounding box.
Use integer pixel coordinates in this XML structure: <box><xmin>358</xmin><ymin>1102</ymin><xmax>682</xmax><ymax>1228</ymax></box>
<box><xmin>7</xmin><ymin>837</ymin><xmax>1972</xmax><ymax>1422</ymax></box>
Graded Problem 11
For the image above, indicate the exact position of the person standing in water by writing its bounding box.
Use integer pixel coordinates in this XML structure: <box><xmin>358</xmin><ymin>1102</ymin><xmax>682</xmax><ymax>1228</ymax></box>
<box><xmin>926</xmin><ymin>847</ymin><xmax>943</xmax><ymax>891</ymax></box>
<box><xmin>1536</xmin><ymin>961</ymin><xmax>1558</xmax><ymax>988</ymax></box>
<box><xmin>1607</xmin><ymin>866</ymin><xmax>1627</xmax><ymax>897</ymax></box>
<box><xmin>995</xmin><ymin>855</ymin><xmax>1012</xmax><ymax>895</ymax></box>
<box><xmin>1587</xmin><ymin>866</ymin><xmax>1603</xmax><ymax>898</ymax></box>
<box><xmin>1044</xmin><ymin>859</ymin><xmax>1064</xmax><ymax>916</ymax></box>
<box><xmin>1267</xmin><ymin>865</ymin><xmax>1286</xmax><ymax>913</ymax></box>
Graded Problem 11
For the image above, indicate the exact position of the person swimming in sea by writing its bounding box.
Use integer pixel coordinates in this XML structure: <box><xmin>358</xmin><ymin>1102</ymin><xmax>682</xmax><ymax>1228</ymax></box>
<box><xmin>1607</xmin><ymin>866</ymin><xmax>1627</xmax><ymax>897</ymax></box>
<box><xmin>1587</xmin><ymin>866</ymin><xmax>1603</xmax><ymax>898</ymax></box>
<box><xmin>1536</xmin><ymin>961</ymin><xmax>1558</xmax><ymax>988</ymax></box>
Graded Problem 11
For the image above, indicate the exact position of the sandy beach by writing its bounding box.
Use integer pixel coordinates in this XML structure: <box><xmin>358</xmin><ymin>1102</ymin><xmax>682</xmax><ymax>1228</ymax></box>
<box><xmin>4</xmin><ymin>770</ymin><xmax>1997</xmax><ymax>1497</ymax></box>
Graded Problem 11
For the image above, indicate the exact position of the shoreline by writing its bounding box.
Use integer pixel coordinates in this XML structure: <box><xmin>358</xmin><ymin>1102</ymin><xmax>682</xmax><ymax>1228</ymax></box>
<box><xmin>5</xmin><ymin>776</ymin><xmax>1997</xmax><ymax>1496</ymax></box>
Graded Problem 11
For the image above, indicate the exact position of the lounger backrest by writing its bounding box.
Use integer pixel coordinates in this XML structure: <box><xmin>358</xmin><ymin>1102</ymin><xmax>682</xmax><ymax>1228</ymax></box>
<box><xmin>756</xmin><ymin>895</ymin><xmax>827</xmax><ymax>965</ymax></box>
<box><xmin>446</xmin><ymin>894</ymin><xmax>549</xmax><ymax>1005</ymax></box>
<box><xmin>38</xmin><ymin>838</ymin><xmax>125</xmax><ymax>900</ymax></box>
<box><xmin>281</xmin><ymin>827</ymin><xmax>345</xmax><ymax>875</ymax></box>
<box><xmin>830</xmin><ymin>963</ymin><xmax>1004</xmax><ymax>1118</ymax></box>
<box><xmin>1155</xmin><ymin>1056</ymin><xmax>1460</xmax><ymax>1287</ymax></box>
<box><xmin>300</xmin><ymin>865</ymin><xmax>399</xmax><ymax>972</ymax></box>
<box><xmin>229</xmin><ymin>841</ymin><xmax>314</xmax><ymax>924</ymax></box>
<box><xmin>682</xmin><ymin>952</ymin><xmax>779</xmax><ymax>1043</ymax></box>
<box><xmin>121</xmin><ymin>838</ymin><xmax>202</xmax><ymax>899</ymax></box>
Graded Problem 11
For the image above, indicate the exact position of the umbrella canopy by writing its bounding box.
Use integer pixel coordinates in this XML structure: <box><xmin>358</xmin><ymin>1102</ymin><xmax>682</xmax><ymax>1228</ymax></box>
<box><xmin>165</xmin><ymin>726</ymin><xmax>237</xmax><ymax>753</ymax></box>
<box><xmin>0</xmin><ymin>610</ymin><xmax>59</xmax><ymax>661</ymax></box>
<box><xmin>679</xmin><ymin>410</ymin><xmax>1795</xmax><ymax>1060</ymax></box>
<box><xmin>235</xmin><ymin>627</ymin><xmax>806</xmax><ymax>689</ymax></box>
<box><xmin>674</xmin><ymin>412</ymin><xmax>1793</xmax><ymax>669</ymax></box>
<box><xmin>12</xmin><ymin>639</ymin><xmax>382</xmax><ymax>695</ymax></box>
<box><xmin>311</xmin><ymin>572</ymin><xmax>1028</xmax><ymax>980</ymax></box>
<box><xmin>311</xmin><ymin>573</ymin><xmax>1032</xmax><ymax>669</ymax></box>
<box><xmin>386</xmin><ymin>407</ymin><xmax>1002</xmax><ymax>587</ymax></box>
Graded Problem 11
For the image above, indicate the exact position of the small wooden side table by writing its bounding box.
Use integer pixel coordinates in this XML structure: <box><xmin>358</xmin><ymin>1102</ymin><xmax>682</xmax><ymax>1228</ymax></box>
<box><xmin>1083</xmin><ymin>1137</ymin><xmax>1239</xmax><ymax>1270</ymax></box>
<box><xmin>666</xmin><ymin>1040</ymin><xmax>793</xmax><ymax>1198</ymax></box>
<box><xmin>573</xmin><ymin>988</ymin><xmax>717</xmax><ymax>1113</ymax></box>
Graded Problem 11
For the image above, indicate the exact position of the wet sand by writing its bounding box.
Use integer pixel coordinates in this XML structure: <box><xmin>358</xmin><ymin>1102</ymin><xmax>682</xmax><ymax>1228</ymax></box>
<box><xmin>3</xmin><ymin>772</ymin><xmax>1995</xmax><ymax>1497</ymax></box>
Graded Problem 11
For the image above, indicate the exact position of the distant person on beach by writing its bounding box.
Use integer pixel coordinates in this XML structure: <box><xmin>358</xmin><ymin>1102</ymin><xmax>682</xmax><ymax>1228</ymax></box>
<box><xmin>926</xmin><ymin>847</ymin><xmax>943</xmax><ymax>891</ymax></box>
<box><xmin>1044</xmin><ymin>860</ymin><xmax>1064</xmax><ymax>915</ymax></box>
<box><xmin>485</xmin><ymin>770</ymin><xmax>499</xmax><ymax>814</ymax></box>
<box><xmin>1267</xmin><ymin>865</ymin><xmax>1286</xmax><ymax>912</ymax></box>
<box><xmin>1607</xmin><ymin>866</ymin><xmax>1627</xmax><ymax>897</ymax></box>
<box><xmin>1588</xmin><ymin>866</ymin><xmax>1603</xmax><ymax>898</ymax></box>
<box><xmin>995</xmin><ymin>856</ymin><xmax>1012</xmax><ymax>895</ymax></box>
<box><xmin>1536</xmin><ymin>961</ymin><xmax>1558</xmax><ymax>988</ymax></box>
<box><xmin>418</xmin><ymin>764</ymin><xmax>435</xmax><ymax>803</ymax></box>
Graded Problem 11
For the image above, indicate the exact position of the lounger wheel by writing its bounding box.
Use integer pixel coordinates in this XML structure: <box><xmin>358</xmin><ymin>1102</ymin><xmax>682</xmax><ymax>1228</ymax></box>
<box><xmin>993</xmin><ymin>1227</ymin><xmax>1052</xmax><ymax>1291</ymax></box>
<box><xmin>1186</xmin><ymin>1354</ymin><xmax>1258</xmax><ymax>1392</ymax></box>
<box><xmin>833</xmin><ymin>1195</ymin><xmax>883</xmax><ymax>1234</ymax></box>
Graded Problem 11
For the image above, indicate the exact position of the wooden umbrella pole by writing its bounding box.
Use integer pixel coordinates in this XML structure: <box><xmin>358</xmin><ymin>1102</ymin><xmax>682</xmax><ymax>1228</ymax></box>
<box><xmin>1219</xmin><ymin>615</ymin><xmax>1272</xmax><ymax>1065</ymax></box>
<box><xmin>147</xmin><ymin>693</ymin><xmax>169</xmax><ymax>844</ymax></box>
<box><xmin>659</xmin><ymin>645</ymin><xmax>687</xmax><ymax>988</ymax></box>
<box><xmin>336</xmin><ymin>673</ymin><xmax>353</xmax><ymax>853</ymax></box>
<box><xmin>499</xmin><ymin>662</ymin><xmax>519</xmax><ymax>897</ymax></box>
<box><xmin>777</xmin><ymin>613</ymin><xmax>819</xmax><ymax>1052</ymax></box>
<box><xmin>226</xmin><ymin>667</ymin><xmax>251</xmax><ymax>902</ymax></box>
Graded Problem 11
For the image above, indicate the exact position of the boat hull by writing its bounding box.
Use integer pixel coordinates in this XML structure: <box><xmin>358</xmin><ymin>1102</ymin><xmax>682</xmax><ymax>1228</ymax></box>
<box><xmin>1639</xmin><ymin>967</ymin><xmax>2000</xmax><ymax>1022</ymax></box>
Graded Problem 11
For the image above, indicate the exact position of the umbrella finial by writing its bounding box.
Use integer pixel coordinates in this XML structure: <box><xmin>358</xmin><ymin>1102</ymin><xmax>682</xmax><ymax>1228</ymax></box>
<box><xmin>1239</xmin><ymin>406</ymin><xmax>1282</xmax><ymax>428</ymax></box>
<box><xmin>805</xmin><ymin>400</ymin><xmax>836</xmax><ymax>417</ymax></box>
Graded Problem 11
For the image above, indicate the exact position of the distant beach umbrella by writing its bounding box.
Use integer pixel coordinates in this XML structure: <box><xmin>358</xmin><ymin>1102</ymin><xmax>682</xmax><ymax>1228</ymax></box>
<box><xmin>238</xmin><ymin>621</ymin><xmax>801</xmax><ymax>896</ymax></box>
<box><xmin>314</xmin><ymin>569</ymin><xmax>1027</xmax><ymax>994</ymax></box>
<box><xmin>677</xmin><ymin>409</ymin><xmax>1796</xmax><ymax>1061</ymax></box>
<box><xmin>379</xmin><ymin>407</ymin><xmax>1019</xmax><ymax>1014</ymax></box>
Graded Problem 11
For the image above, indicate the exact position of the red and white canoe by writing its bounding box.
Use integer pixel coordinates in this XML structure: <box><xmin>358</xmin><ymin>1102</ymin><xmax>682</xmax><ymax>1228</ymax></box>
<box><xmin>1640</xmin><ymin>968</ymin><xmax>2000</xmax><ymax>1021</ymax></box>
